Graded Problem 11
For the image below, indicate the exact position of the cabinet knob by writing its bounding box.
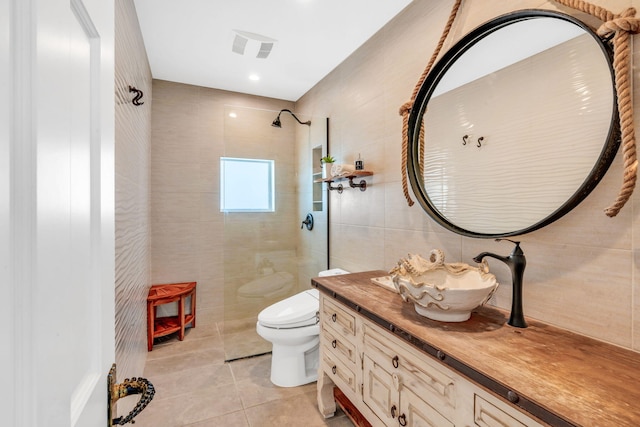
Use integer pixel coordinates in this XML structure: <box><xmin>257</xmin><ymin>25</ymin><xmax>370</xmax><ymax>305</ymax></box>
<box><xmin>392</xmin><ymin>355</ymin><xmax>399</xmax><ymax>368</ymax></box>
<box><xmin>332</xmin><ymin>365</ymin><xmax>337</xmax><ymax>375</ymax></box>
<box><xmin>398</xmin><ymin>414</ymin><xmax>407</xmax><ymax>426</ymax></box>
<box><xmin>390</xmin><ymin>405</ymin><xmax>397</xmax><ymax>418</ymax></box>
<box><xmin>332</xmin><ymin>313</ymin><xmax>337</xmax><ymax>322</ymax></box>
<box><xmin>332</xmin><ymin>339</ymin><xmax>337</xmax><ymax>348</ymax></box>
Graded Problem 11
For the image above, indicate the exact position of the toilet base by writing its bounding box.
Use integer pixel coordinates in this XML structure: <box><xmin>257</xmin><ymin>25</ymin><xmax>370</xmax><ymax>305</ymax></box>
<box><xmin>270</xmin><ymin>339</ymin><xmax>319</xmax><ymax>387</ymax></box>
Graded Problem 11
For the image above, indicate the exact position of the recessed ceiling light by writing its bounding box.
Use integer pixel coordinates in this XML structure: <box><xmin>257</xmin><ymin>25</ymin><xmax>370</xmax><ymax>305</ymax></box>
<box><xmin>228</xmin><ymin>112</ymin><xmax>237</xmax><ymax>118</ymax></box>
<box><xmin>249</xmin><ymin>74</ymin><xmax>260</xmax><ymax>81</ymax></box>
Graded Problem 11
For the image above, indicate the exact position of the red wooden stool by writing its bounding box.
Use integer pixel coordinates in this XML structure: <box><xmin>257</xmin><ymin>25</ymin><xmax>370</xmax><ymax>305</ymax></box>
<box><xmin>147</xmin><ymin>281</ymin><xmax>196</xmax><ymax>351</ymax></box>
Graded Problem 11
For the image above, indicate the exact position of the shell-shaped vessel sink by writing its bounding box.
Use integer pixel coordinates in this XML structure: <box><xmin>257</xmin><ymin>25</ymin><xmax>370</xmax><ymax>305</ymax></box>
<box><xmin>390</xmin><ymin>250</ymin><xmax>499</xmax><ymax>322</ymax></box>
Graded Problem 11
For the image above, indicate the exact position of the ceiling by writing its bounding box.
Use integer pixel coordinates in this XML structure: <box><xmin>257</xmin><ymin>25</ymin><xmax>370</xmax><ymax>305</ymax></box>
<box><xmin>133</xmin><ymin>0</ymin><xmax>413</xmax><ymax>101</ymax></box>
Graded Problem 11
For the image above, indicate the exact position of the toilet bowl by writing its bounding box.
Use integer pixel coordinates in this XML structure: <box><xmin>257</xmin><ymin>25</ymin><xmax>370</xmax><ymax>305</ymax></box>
<box><xmin>256</xmin><ymin>268</ymin><xmax>349</xmax><ymax>387</ymax></box>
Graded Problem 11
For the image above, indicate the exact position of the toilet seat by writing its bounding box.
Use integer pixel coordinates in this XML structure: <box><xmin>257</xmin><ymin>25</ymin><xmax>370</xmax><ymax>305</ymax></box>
<box><xmin>258</xmin><ymin>289</ymin><xmax>319</xmax><ymax>329</ymax></box>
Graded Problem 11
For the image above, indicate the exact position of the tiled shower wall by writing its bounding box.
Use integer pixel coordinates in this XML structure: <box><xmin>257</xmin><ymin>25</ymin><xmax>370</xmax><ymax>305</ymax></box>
<box><xmin>296</xmin><ymin>0</ymin><xmax>640</xmax><ymax>351</ymax></box>
<box><xmin>114</xmin><ymin>0</ymin><xmax>152</xmax><ymax>381</ymax></box>
<box><xmin>150</xmin><ymin>82</ymin><xmax>294</xmax><ymax>334</ymax></box>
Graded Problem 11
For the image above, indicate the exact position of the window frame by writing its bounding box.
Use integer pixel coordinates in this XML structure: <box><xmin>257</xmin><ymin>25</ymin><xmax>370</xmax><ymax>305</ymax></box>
<box><xmin>220</xmin><ymin>157</ymin><xmax>275</xmax><ymax>213</ymax></box>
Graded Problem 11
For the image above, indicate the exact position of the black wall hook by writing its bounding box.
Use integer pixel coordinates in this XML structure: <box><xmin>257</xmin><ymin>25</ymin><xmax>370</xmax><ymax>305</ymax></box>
<box><xmin>129</xmin><ymin>86</ymin><xmax>144</xmax><ymax>106</ymax></box>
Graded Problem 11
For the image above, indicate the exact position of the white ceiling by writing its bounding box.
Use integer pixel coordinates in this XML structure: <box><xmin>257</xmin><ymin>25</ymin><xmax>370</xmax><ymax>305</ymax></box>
<box><xmin>133</xmin><ymin>0</ymin><xmax>413</xmax><ymax>101</ymax></box>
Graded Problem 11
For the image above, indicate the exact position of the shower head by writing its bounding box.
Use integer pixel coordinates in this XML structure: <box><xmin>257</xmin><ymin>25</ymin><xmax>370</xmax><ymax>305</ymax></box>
<box><xmin>271</xmin><ymin>109</ymin><xmax>311</xmax><ymax>127</ymax></box>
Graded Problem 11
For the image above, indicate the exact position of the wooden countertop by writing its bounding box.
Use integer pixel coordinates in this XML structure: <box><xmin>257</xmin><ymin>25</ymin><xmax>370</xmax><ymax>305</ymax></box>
<box><xmin>312</xmin><ymin>270</ymin><xmax>640</xmax><ymax>427</ymax></box>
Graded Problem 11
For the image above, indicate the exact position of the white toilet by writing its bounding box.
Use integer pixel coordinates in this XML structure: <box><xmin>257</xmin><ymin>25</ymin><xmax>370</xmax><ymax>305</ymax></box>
<box><xmin>256</xmin><ymin>268</ymin><xmax>349</xmax><ymax>387</ymax></box>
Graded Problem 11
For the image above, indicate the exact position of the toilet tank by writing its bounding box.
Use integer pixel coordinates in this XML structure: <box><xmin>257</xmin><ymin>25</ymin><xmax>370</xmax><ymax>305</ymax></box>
<box><xmin>318</xmin><ymin>268</ymin><xmax>349</xmax><ymax>277</ymax></box>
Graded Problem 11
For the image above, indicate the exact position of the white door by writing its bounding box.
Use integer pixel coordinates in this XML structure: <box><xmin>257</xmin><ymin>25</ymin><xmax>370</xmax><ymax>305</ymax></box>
<box><xmin>1</xmin><ymin>0</ymin><xmax>115</xmax><ymax>425</ymax></box>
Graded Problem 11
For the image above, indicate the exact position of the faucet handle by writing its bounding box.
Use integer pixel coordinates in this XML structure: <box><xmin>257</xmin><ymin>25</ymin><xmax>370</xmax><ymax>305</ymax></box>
<box><xmin>495</xmin><ymin>238</ymin><xmax>524</xmax><ymax>256</ymax></box>
<box><xmin>495</xmin><ymin>238</ymin><xmax>519</xmax><ymax>245</ymax></box>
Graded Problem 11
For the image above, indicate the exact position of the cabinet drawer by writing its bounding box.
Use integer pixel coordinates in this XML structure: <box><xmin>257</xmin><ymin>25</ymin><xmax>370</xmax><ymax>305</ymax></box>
<box><xmin>475</xmin><ymin>395</ymin><xmax>527</xmax><ymax>427</ymax></box>
<box><xmin>322</xmin><ymin>323</ymin><xmax>357</xmax><ymax>365</ymax></box>
<box><xmin>399</xmin><ymin>350</ymin><xmax>456</xmax><ymax>419</ymax></box>
<box><xmin>400</xmin><ymin>385</ymin><xmax>454</xmax><ymax>427</ymax></box>
<box><xmin>322</xmin><ymin>297</ymin><xmax>356</xmax><ymax>338</ymax></box>
<box><xmin>322</xmin><ymin>348</ymin><xmax>356</xmax><ymax>394</ymax></box>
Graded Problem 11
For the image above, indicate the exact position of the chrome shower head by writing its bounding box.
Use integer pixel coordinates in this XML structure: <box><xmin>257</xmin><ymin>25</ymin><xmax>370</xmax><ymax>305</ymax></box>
<box><xmin>271</xmin><ymin>109</ymin><xmax>310</xmax><ymax>127</ymax></box>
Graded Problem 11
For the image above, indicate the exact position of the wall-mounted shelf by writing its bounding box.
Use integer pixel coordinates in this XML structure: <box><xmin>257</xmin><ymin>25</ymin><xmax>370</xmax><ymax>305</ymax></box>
<box><xmin>312</xmin><ymin>146</ymin><xmax>324</xmax><ymax>211</ymax></box>
<box><xmin>314</xmin><ymin>171</ymin><xmax>373</xmax><ymax>193</ymax></box>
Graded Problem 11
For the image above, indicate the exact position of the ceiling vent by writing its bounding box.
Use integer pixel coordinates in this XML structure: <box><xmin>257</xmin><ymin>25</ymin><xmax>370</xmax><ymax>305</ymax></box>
<box><xmin>232</xmin><ymin>30</ymin><xmax>277</xmax><ymax>59</ymax></box>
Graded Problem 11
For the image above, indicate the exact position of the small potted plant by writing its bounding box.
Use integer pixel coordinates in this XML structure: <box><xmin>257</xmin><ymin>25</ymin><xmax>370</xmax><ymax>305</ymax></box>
<box><xmin>321</xmin><ymin>155</ymin><xmax>335</xmax><ymax>179</ymax></box>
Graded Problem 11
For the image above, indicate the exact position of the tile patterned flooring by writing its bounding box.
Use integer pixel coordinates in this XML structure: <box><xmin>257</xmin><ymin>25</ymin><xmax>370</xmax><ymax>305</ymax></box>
<box><xmin>134</xmin><ymin>321</ymin><xmax>354</xmax><ymax>426</ymax></box>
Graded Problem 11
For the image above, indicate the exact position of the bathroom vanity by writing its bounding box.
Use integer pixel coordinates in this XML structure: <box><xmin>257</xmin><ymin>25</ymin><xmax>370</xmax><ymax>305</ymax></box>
<box><xmin>312</xmin><ymin>271</ymin><xmax>640</xmax><ymax>427</ymax></box>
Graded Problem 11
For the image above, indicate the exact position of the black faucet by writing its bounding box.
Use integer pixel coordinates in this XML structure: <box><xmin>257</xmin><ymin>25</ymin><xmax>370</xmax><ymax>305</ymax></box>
<box><xmin>473</xmin><ymin>239</ymin><xmax>527</xmax><ymax>328</ymax></box>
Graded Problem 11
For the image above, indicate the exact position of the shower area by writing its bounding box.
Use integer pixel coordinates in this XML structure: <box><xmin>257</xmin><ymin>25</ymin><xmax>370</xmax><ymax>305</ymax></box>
<box><xmin>221</xmin><ymin>105</ymin><xmax>328</xmax><ymax>361</ymax></box>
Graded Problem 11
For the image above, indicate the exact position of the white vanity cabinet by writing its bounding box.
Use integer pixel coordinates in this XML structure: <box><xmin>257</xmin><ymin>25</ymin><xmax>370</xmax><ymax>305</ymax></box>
<box><xmin>318</xmin><ymin>294</ymin><xmax>545</xmax><ymax>427</ymax></box>
<box><xmin>314</xmin><ymin>271</ymin><xmax>640</xmax><ymax>427</ymax></box>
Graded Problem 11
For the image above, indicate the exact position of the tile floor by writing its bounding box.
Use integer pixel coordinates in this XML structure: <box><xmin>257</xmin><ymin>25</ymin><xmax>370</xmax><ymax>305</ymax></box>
<box><xmin>133</xmin><ymin>321</ymin><xmax>354</xmax><ymax>426</ymax></box>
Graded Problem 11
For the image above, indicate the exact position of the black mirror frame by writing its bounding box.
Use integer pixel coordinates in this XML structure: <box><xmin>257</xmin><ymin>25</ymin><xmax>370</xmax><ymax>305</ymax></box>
<box><xmin>407</xmin><ymin>9</ymin><xmax>621</xmax><ymax>238</ymax></box>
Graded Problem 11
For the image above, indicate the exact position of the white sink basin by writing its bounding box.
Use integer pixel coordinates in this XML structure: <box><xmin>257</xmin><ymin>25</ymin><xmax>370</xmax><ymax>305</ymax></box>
<box><xmin>390</xmin><ymin>250</ymin><xmax>499</xmax><ymax>322</ymax></box>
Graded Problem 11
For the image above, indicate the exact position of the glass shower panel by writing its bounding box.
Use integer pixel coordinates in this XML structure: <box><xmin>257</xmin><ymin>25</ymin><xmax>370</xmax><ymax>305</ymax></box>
<box><xmin>298</xmin><ymin>117</ymin><xmax>329</xmax><ymax>290</ymax></box>
<box><xmin>222</xmin><ymin>106</ymin><xmax>327</xmax><ymax>361</ymax></box>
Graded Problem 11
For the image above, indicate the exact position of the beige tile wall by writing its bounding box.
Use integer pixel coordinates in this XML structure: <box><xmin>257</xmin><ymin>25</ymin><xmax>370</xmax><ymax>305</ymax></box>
<box><xmin>150</xmin><ymin>82</ymin><xmax>295</xmax><ymax>333</ymax></box>
<box><xmin>296</xmin><ymin>0</ymin><xmax>640</xmax><ymax>350</ymax></box>
<box><xmin>114</xmin><ymin>0</ymin><xmax>152</xmax><ymax>383</ymax></box>
<box><xmin>221</xmin><ymin>106</ymin><xmax>298</xmax><ymax>329</ymax></box>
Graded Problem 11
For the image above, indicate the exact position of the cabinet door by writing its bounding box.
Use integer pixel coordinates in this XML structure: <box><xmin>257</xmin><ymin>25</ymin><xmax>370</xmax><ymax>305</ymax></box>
<box><xmin>363</xmin><ymin>354</ymin><xmax>399</xmax><ymax>426</ymax></box>
<box><xmin>399</xmin><ymin>385</ymin><xmax>454</xmax><ymax>427</ymax></box>
<box><xmin>364</xmin><ymin>320</ymin><xmax>457</xmax><ymax>420</ymax></box>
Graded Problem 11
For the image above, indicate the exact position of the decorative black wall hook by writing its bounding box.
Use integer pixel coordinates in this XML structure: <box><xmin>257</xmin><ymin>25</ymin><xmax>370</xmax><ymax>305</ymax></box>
<box><xmin>477</xmin><ymin>136</ymin><xmax>484</xmax><ymax>148</ymax></box>
<box><xmin>129</xmin><ymin>86</ymin><xmax>144</xmax><ymax>106</ymax></box>
<box><xmin>462</xmin><ymin>135</ymin><xmax>469</xmax><ymax>145</ymax></box>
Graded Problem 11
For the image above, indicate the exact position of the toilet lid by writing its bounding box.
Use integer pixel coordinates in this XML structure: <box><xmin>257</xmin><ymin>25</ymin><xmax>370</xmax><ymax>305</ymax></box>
<box><xmin>258</xmin><ymin>289</ymin><xmax>319</xmax><ymax>328</ymax></box>
<box><xmin>237</xmin><ymin>272</ymin><xmax>294</xmax><ymax>298</ymax></box>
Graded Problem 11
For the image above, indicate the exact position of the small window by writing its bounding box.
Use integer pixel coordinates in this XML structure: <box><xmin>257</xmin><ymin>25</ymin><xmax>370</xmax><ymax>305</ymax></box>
<box><xmin>220</xmin><ymin>157</ymin><xmax>275</xmax><ymax>212</ymax></box>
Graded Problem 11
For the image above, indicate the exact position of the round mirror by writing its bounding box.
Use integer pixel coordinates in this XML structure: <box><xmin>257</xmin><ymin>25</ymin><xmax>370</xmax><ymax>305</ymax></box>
<box><xmin>407</xmin><ymin>10</ymin><xmax>620</xmax><ymax>238</ymax></box>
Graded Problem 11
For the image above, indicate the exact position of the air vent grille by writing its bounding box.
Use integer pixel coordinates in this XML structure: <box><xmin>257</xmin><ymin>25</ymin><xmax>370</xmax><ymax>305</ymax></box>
<box><xmin>231</xmin><ymin>30</ymin><xmax>277</xmax><ymax>59</ymax></box>
<box><xmin>232</xmin><ymin>34</ymin><xmax>248</xmax><ymax>55</ymax></box>
<box><xmin>256</xmin><ymin>42</ymin><xmax>274</xmax><ymax>59</ymax></box>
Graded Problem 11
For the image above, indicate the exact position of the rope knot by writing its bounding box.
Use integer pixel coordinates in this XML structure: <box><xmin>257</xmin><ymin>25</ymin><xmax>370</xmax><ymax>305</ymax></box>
<box><xmin>597</xmin><ymin>8</ymin><xmax>640</xmax><ymax>37</ymax></box>
<box><xmin>399</xmin><ymin>101</ymin><xmax>412</xmax><ymax>117</ymax></box>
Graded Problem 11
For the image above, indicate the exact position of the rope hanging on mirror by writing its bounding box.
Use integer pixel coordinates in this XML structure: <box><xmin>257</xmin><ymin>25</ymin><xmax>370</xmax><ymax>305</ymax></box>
<box><xmin>400</xmin><ymin>0</ymin><xmax>640</xmax><ymax>217</ymax></box>
<box><xmin>399</xmin><ymin>0</ymin><xmax>463</xmax><ymax>207</ymax></box>
<box><xmin>551</xmin><ymin>1</ymin><xmax>640</xmax><ymax>217</ymax></box>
